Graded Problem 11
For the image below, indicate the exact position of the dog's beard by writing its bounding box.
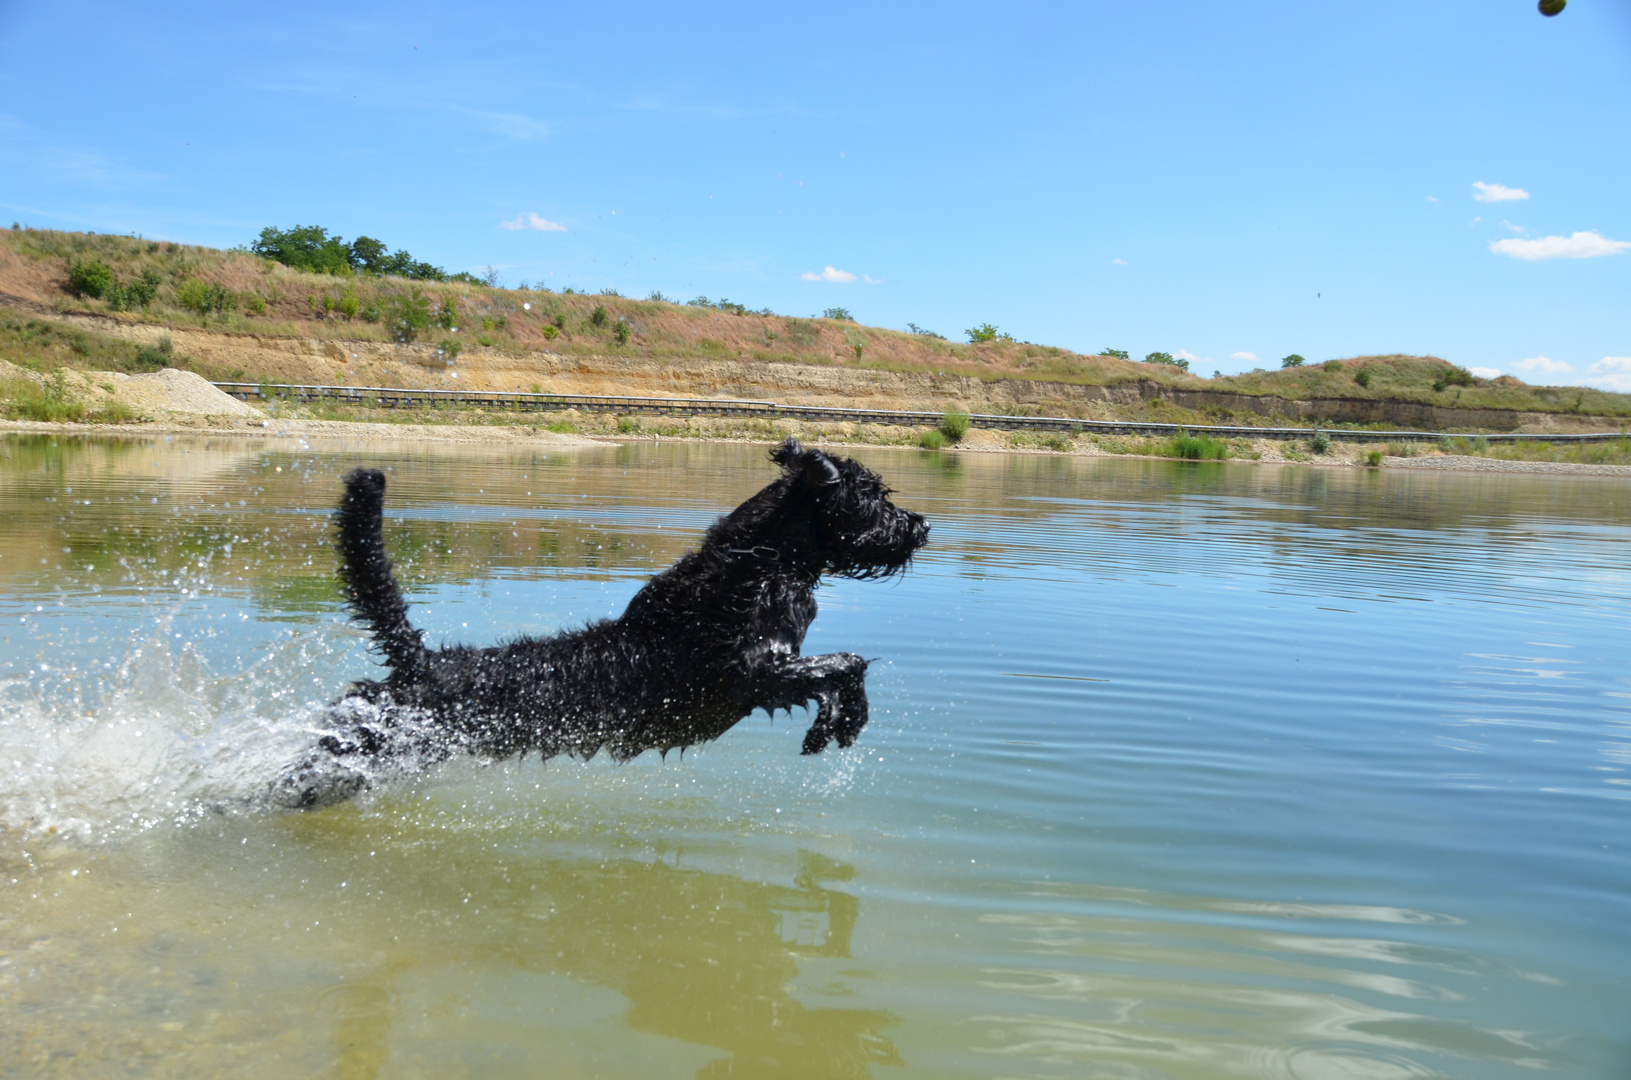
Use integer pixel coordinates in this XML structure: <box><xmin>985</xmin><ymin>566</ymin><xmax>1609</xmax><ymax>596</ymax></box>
<box><xmin>824</xmin><ymin>508</ymin><xmax>929</xmax><ymax>580</ymax></box>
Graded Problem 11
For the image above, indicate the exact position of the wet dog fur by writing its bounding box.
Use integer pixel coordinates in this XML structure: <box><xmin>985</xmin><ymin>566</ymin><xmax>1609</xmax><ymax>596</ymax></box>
<box><xmin>271</xmin><ymin>439</ymin><xmax>928</xmax><ymax>808</ymax></box>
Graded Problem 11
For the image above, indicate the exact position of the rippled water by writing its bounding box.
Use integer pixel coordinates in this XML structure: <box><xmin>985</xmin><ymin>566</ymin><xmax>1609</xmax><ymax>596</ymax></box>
<box><xmin>1</xmin><ymin>433</ymin><xmax>1628</xmax><ymax>1078</ymax></box>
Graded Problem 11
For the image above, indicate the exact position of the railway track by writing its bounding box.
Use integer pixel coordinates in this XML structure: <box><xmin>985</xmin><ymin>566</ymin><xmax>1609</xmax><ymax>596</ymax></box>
<box><xmin>213</xmin><ymin>382</ymin><xmax>1631</xmax><ymax>445</ymax></box>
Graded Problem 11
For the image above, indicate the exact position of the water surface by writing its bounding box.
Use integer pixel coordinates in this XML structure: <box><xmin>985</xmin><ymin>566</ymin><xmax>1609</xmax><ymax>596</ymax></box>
<box><xmin>2</xmin><ymin>434</ymin><xmax>1628</xmax><ymax>1078</ymax></box>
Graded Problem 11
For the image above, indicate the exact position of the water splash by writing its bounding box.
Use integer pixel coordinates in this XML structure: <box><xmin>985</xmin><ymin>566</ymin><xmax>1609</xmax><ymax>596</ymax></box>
<box><xmin>0</xmin><ymin>615</ymin><xmax>354</xmax><ymax>843</ymax></box>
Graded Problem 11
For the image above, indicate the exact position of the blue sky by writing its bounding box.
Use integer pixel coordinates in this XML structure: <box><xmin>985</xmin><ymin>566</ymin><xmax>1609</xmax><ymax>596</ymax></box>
<box><xmin>2</xmin><ymin>0</ymin><xmax>1628</xmax><ymax>386</ymax></box>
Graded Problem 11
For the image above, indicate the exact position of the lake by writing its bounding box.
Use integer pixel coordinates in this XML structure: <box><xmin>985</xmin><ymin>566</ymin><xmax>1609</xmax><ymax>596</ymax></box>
<box><xmin>1</xmin><ymin>433</ymin><xmax>1627</xmax><ymax>1078</ymax></box>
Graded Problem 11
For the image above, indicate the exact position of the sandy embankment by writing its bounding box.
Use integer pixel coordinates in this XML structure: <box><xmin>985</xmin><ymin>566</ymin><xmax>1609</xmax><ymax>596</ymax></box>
<box><xmin>0</xmin><ymin>357</ymin><xmax>1626</xmax><ymax>474</ymax></box>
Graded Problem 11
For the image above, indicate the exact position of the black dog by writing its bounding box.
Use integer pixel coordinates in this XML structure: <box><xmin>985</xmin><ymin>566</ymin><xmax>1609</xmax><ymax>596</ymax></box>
<box><xmin>270</xmin><ymin>439</ymin><xmax>928</xmax><ymax>809</ymax></box>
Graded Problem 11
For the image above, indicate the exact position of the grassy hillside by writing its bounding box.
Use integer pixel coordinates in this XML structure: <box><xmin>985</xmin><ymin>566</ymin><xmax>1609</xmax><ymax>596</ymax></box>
<box><xmin>2</xmin><ymin>226</ymin><xmax>1629</xmax><ymax>423</ymax></box>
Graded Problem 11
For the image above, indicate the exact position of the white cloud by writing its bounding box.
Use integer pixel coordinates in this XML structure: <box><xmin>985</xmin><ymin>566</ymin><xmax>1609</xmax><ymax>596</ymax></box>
<box><xmin>1111</xmin><ymin>257</ymin><xmax>1128</xmax><ymax>265</ymax></box>
<box><xmin>1584</xmin><ymin>357</ymin><xmax>1631</xmax><ymax>393</ymax></box>
<box><xmin>800</xmin><ymin>266</ymin><xmax>856</xmax><ymax>283</ymax></box>
<box><xmin>1469</xmin><ymin>366</ymin><xmax>1502</xmax><ymax>379</ymax></box>
<box><xmin>1174</xmin><ymin>349</ymin><xmax>1199</xmax><ymax>362</ymax></box>
<box><xmin>1229</xmin><ymin>351</ymin><xmax>1257</xmax><ymax>362</ymax></box>
<box><xmin>1490</xmin><ymin>231</ymin><xmax>1631</xmax><ymax>260</ymax></box>
<box><xmin>1427</xmin><ymin>195</ymin><xmax>1439</xmax><ymax>203</ymax></box>
<box><xmin>1512</xmin><ymin>356</ymin><xmax>1574</xmax><ymax>376</ymax></box>
<box><xmin>1498</xmin><ymin>220</ymin><xmax>1525</xmax><ymax>234</ymax></box>
<box><xmin>862</xmin><ymin>274</ymin><xmax>883</xmax><ymax>284</ymax></box>
<box><xmin>1472</xmin><ymin>181</ymin><xmax>1529</xmax><ymax>203</ymax></box>
<box><xmin>500</xmin><ymin>212</ymin><xmax>566</xmax><ymax>232</ymax></box>
<box><xmin>1468</xmin><ymin>216</ymin><xmax>1481</xmax><ymax>227</ymax></box>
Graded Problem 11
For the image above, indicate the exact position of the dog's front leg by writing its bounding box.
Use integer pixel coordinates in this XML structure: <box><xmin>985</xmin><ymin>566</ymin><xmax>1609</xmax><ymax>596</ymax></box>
<box><xmin>745</xmin><ymin>652</ymin><xmax>871</xmax><ymax>755</ymax></box>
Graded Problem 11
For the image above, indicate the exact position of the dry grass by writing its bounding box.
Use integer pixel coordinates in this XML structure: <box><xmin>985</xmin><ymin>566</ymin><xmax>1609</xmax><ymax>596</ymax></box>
<box><xmin>4</xmin><ymin>227</ymin><xmax>1631</xmax><ymax>421</ymax></box>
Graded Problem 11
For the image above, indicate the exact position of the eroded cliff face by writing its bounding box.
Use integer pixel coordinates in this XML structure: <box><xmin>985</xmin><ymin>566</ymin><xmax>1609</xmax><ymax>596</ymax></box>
<box><xmin>31</xmin><ymin>309</ymin><xmax>1630</xmax><ymax>435</ymax></box>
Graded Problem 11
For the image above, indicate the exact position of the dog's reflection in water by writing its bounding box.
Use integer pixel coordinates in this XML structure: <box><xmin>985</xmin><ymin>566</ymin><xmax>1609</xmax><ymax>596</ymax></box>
<box><xmin>316</xmin><ymin>848</ymin><xmax>901</xmax><ymax>1079</ymax></box>
<box><xmin>273</xmin><ymin>439</ymin><xmax>928</xmax><ymax>809</ymax></box>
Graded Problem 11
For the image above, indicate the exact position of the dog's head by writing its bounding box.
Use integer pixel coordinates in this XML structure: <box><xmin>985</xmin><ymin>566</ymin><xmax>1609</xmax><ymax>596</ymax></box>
<box><xmin>770</xmin><ymin>439</ymin><xmax>929</xmax><ymax>579</ymax></box>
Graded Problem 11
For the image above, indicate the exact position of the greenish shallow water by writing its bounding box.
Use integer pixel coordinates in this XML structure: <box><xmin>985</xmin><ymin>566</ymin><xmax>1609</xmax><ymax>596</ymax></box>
<box><xmin>1</xmin><ymin>434</ymin><xmax>1628</xmax><ymax>1078</ymax></box>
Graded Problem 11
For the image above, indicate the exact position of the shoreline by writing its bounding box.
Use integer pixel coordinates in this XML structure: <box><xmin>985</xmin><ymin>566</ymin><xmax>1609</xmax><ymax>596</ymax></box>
<box><xmin>2</xmin><ymin>416</ymin><xmax>1629</xmax><ymax>477</ymax></box>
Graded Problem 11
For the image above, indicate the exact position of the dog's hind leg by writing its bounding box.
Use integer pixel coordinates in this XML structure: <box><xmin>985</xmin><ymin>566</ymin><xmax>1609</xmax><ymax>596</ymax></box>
<box><xmin>336</xmin><ymin>468</ymin><xmax>426</xmax><ymax>674</ymax></box>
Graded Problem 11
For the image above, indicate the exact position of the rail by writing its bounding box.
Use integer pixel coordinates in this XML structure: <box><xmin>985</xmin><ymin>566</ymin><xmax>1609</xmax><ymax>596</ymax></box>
<box><xmin>213</xmin><ymin>383</ymin><xmax>1631</xmax><ymax>444</ymax></box>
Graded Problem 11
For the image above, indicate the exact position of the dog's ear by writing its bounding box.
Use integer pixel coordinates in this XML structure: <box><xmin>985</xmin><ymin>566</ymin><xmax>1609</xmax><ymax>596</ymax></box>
<box><xmin>802</xmin><ymin>450</ymin><xmax>841</xmax><ymax>488</ymax></box>
<box><xmin>770</xmin><ymin>438</ymin><xmax>804</xmax><ymax>471</ymax></box>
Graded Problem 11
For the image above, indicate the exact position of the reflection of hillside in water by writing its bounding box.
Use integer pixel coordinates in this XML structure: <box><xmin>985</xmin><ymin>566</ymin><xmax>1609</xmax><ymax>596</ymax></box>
<box><xmin>3</xmin><ymin>433</ymin><xmax>1627</xmax><ymax>632</ymax></box>
<box><xmin>0</xmin><ymin>824</ymin><xmax>900</xmax><ymax>1079</ymax></box>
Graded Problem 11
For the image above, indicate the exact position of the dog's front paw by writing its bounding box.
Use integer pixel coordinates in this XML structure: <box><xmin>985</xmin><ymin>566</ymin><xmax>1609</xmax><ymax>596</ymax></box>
<box><xmin>800</xmin><ymin>688</ymin><xmax>868</xmax><ymax>755</ymax></box>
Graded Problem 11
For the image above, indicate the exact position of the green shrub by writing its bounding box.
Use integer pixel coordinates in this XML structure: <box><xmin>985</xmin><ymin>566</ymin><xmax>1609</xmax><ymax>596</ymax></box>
<box><xmin>938</xmin><ymin>409</ymin><xmax>971</xmax><ymax>441</ymax></box>
<box><xmin>383</xmin><ymin>289</ymin><xmax>433</xmax><ymax>343</ymax></box>
<box><xmin>1443</xmin><ymin>365</ymin><xmax>1474</xmax><ymax>387</ymax></box>
<box><xmin>67</xmin><ymin>261</ymin><xmax>113</xmax><ymax>298</ymax></box>
<box><xmin>1322</xmin><ymin>359</ymin><xmax>1342</xmax><ymax>372</ymax></box>
<box><xmin>1354</xmin><ymin>369</ymin><xmax>1372</xmax><ymax>388</ymax></box>
<box><xmin>438</xmin><ymin>339</ymin><xmax>463</xmax><ymax>362</ymax></box>
<box><xmin>434</xmin><ymin>298</ymin><xmax>458</xmax><ymax>330</ymax></box>
<box><xmin>5</xmin><ymin>370</ymin><xmax>86</xmax><ymax>422</ymax></box>
<box><xmin>1168</xmin><ymin>432</ymin><xmax>1229</xmax><ymax>460</ymax></box>
<box><xmin>361</xmin><ymin>301</ymin><xmax>380</xmax><ymax>322</ymax></box>
<box><xmin>1362</xmin><ymin>450</ymin><xmax>1384</xmax><ymax>467</ymax></box>
<box><xmin>339</xmin><ymin>291</ymin><xmax>360</xmax><ymax>319</ymax></box>
<box><xmin>541</xmin><ymin>324</ymin><xmax>560</xmax><ymax>340</ymax></box>
<box><xmin>133</xmin><ymin>345</ymin><xmax>169</xmax><ymax>371</ymax></box>
<box><xmin>919</xmin><ymin>429</ymin><xmax>948</xmax><ymax>450</ymax></box>
<box><xmin>1144</xmin><ymin>351</ymin><xmax>1190</xmax><ymax>371</ymax></box>
<box><xmin>966</xmin><ymin>323</ymin><xmax>999</xmax><ymax>343</ymax></box>
<box><xmin>590</xmin><ymin>305</ymin><xmax>608</xmax><ymax>327</ymax></box>
<box><xmin>1432</xmin><ymin>380</ymin><xmax>1447</xmax><ymax>392</ymax></box>
<box><xmin>1385</xmin><ymin>441</ymin><xmax>1417</xmax><ymax>457</ymax></box>
<box><xmin>97</xmin><ymin>397</ymin><xmax>140</xmax><ymax>424</ymax></box>
<box><xmin>1309</xmin><ymin>428</ymin><xmax>1332</xmax><ymax>454</ymax></box>
<box><xmin>782</xmin><ymin>318</ymin><xmax>819</xmax><ymax>345</ymax></box>
<box><xmin>246</xmin><ymin>294</ymin><xmax>267</xmax><ymax>315</ymax></box>
<box><xmin>128</xmin><ymin>270</ymin><xmax>160</xmax><ymax>308</ymax></box>
<box><xmin>1281</xmin><ymin>354</ymin><xmax>1306</xmax><ymax>368</ymax></box>
<box><xmin>177</xmin><ymin>278</ymin><xmax>232</xmax><ymax>317</ymax></box>
<box><xmin>1101</xmin><ymin>348</ymin><xmax>1129</xmax><ymax>360</ymax></box>
<box><xmin>616</xmin><ymin>416</ymin><xmax>640</xmax><ymax>433</ymax></box>
<box><xmin>823</xmin><ymin>307</ymin><xmax>854</xmax><ymax>322</ymax></box>
<box><xmin>477</xmin><ymin>335</ymin><xmax>495</xmax><ymax>347</ymax></box>
<box><xmin>613</xmin><ymin>320</ymin><xmax>630</xmax><ymax>346</ymax></box>
<box><xmin>852</xmin><ymin>342</ymin><xmax>863</xmax><ymax>360</ymax></box>
<box><xmin>104</xmin><ymin>270</ymin><xmax>161</xmax><ymax>311</ymax></box>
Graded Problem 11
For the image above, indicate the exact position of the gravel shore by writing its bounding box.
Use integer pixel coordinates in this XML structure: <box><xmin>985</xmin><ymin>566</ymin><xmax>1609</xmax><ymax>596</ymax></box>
<box><xmin>1382</xmin><ymin>454</ymin><xmax>1631</xmax><ymax>477</ymax></box>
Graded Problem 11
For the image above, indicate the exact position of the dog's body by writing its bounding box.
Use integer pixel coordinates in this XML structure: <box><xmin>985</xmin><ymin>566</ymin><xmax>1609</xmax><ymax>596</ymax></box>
<box><xmin>271</xmin><ymin>440</ymin><xmax>928</xmax><ymax>809</ymax></box>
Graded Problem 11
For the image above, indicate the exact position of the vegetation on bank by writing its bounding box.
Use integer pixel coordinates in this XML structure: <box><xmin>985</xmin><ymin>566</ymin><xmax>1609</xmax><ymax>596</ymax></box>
<box><xmin>3</xmin><ymin>227</ymin><xmax>1631</xmax><ymax>424</ymax></box>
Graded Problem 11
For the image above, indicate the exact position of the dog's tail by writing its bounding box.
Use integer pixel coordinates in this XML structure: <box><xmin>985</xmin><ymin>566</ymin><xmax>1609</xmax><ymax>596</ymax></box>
<box><xmin>336</xmin><ymin>468</ymin><xmax>426</xmax><ymax>673</ymax></box>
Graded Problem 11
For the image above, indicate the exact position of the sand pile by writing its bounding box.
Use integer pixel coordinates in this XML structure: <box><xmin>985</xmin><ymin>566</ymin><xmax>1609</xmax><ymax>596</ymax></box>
<box><xmin>101</xmin><ymin>368</ymin><xmax>263</xmax><ymax>417</ymax></box>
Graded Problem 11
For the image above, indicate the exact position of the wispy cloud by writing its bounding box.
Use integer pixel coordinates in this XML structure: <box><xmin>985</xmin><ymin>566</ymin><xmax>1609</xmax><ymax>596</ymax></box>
<box><xmin>1499</xmin><ymin>220</ymin><xmax>1526</xmax><ymax>234</ymax></box>
<box><xmin>463</xmin><ymin>108</ymin><xmax>549</xmax><ymax>140</ymax></box>
<box><xmin>1512</xmin><ymin>356</ymin><xmax>1574</xmax><ymax>376</ymax></box>
<box><xmin>1472</xmin><ymin>181</ymin><xmax>1529</xmax><ymax>203</ymax></box>
<box><xmin>1111</xmin><ymin>257</ymin><xmax>1128</xmax><ymax>266</ymax></box>
<box><xmin>1175</xmin><ymin>349</ymin><xmax>1200</xmax><ymax>363</ymax></box>
<box><xmin>861</xmin><ymin>274</ymin><xmax>882</xmax><ymax>284</ymax></box>
<box><xmin>1490</xmin><ymin>231</ymin><xmax>1631</xmax><ymax>260</ymax></box>
<box><xmin>500</xmin><ymin>212</ymin><xmax>566</xmax><ymax>232</ymax></box>
<box><xmin>1584</xmin><ymin>357</ymin><xmax>1631</xmax><ymax>393</ymax></box>
<box><xmin>1470</xmin><ymin>366</ymin><xmax>1502</xmax><ymax>379</ymax></box>
<box><xmin>1230</xmin><ymin>351</ymin><xmax>1257</xmax><ymax>362</ymax></box>
<box><xmin>801</xmin><ymin>266</ymin><xmax>856</xmax><ymax>283</ymax></box>
<box><xmin>1427</xmin><ymin>195</ymin><xmax>1439</xmax><ymax>203</ymax></box>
